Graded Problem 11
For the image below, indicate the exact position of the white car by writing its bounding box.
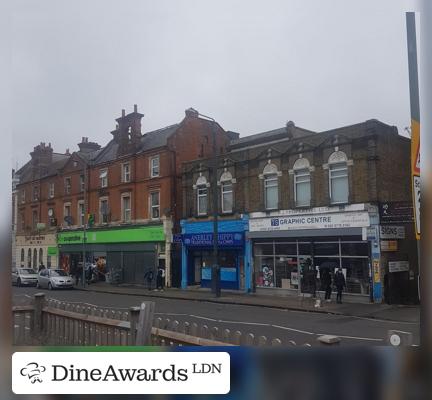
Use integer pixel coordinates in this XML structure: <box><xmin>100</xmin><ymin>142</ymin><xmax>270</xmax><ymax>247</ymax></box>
<box><xmin>12</xmin><ymin>268</ymin><xmax>38</xmax><ymax>287</ymax></box>
<box><xmin>37</xmin><ymin>269</ymin><xmax>74</xmax><ymax>290</ymax></box>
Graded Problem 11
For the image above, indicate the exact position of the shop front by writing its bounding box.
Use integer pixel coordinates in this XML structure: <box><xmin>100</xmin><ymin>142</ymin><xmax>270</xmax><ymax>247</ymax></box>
<box><xmin>180</xmin><ymin>217</ymin><xmax>251</xmax><ymax>291</ymax></box>
<box><xmin>249</xmin><ymin>204</ymin><xmax>381</xmax><ymax>302</ymax></box>
<box><xmin>15</xmin><ymin>233</ymin><xmax>58</xmax><ymax>270</ymax></box>
<box><xmin>57</xmin><ymin>225</ymin><xmax>165</xmax><ymax>285</ymax></box>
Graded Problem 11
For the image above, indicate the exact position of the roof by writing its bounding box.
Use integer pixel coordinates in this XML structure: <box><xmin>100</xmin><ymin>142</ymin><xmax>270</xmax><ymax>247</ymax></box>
<box><xmin>229</xmin><ymin>125</ymin><xmax>316</xmax><ymax>150</ymax></box>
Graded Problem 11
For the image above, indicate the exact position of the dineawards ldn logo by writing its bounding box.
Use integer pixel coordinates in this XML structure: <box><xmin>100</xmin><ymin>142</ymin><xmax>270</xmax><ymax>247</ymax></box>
<box><xmin>12</xmin><ymin>352</ymin><xmax>230</xmax><ymax>395</ymax></box>
<box><xmin>20</xmin><ymin>362</ymin><xmax>47</xmax><ymax>384</ymax></box>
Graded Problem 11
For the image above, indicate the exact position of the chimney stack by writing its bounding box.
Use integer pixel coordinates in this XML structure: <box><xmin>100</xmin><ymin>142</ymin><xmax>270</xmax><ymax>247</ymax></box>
<box><xmin>185</xmin><ymin>107</ymin><xmax>199</xmax><ymax>118</ymax></box>
<box><xmin>122</xmin><ymin>109</ymin><xmax>125</xmax><ymax>117</ymax></box>
<box><xmin>134</xmin><ymin>104</ymin><xmax>138</xmax><ymax>113</ymax></box>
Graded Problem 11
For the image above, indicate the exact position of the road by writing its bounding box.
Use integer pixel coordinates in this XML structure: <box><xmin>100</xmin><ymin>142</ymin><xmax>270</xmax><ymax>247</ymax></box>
<box><xmin>13</xmin><ymin>286</ymin><xmax>419</xmax><ymax>346</ymax></box>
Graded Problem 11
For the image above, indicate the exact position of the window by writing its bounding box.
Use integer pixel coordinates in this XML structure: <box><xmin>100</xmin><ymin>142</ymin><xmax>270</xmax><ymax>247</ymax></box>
<box><xmin>122</xmin><ymin>163</ymin><xmax>131</xmax><ymax>183</ymax></box>
<box><xmin>20</xmin><ymin>212</ymin><xmax>25</xmax><ymax>231</ymax></box>
<box><xmin>263</xmin><ymin>163</ymin><xmax>279</xmax><ymax>210</ymax></box>
<box><xmin>328</xmin><ymin>151</ymin><xmax>349</xmax><ymax>204</ymax></box>
<box><xmin>150</xmin><ymin>191</ymin><xmax>160</xmax><ymax>219</ymax></box>
<box><xmin>99</xmin><ymin>198</ymin><xmax>109</xmax><ymax>223</ymax></box>
<box><xmin>20</xmin><ymin>249</ymin><xmax>25</xmax><ymax>265</ymax></box>
<box><xmin>77</xmin><ymin>201</ymin><xmax>85</xmax><ymax>226</ymax></box>
<box><xmin>99</xmin><ymin>169</ymin><xmax>108</xmax><ymax>188</ymax></box>
<box><xmin>221</xmin><ymin>182</ymin><xmax>233</xmax><ymax>213</ymax></box>
<box><xmin>33</xmin><ymin>249</ymin><xmax>37</xmax><ymax>269</ymax></box>
<box><xmin>27</xmin><ymin>249</ymin><xmax>31</xmax><ymax>267</ymax></box>
<box><xmin>79</xmin><ymin>175</ymin><xmax>85</xmax><ymax>192</ymax></box>
<box><xmin>32</xmin><ymin>210</ymin><xmax>38</xmax><ymax>229</ymax></box>
<box><xmin>48</xmin><ymin>182</ymin><xmax>55</xmax><ymax>198</ymax></box>
<box><xmin>122</xmin><ymin>195</ymin><xmax>131</xmax><ymax>222</ymax></box>
<box><xmin>63</xmin><ymin>203</ymin><xmax>72</xmax><ymax>225</ymax></box>
<box><xmin>150</xmin><ymin>156</ymin><xmax>160</xmax><ymax>178</ymax></box>
<box><xmin>293</xmin><ymin>158</ymin><xmax>311</xmax><ymax>207</ymax></box>
<box><xmin>64</xmin><ymin>177</ymin><xmax>71</xmax><ymax>194</ymax></box>
<box><xmin>196</xmin><ymin>176</ymin><xmax>208</xmax><ymax>215</ymax></box>
<box><xmin>20</xmin><ymin>189</ymin><xmax>25</xmax><ymax>204</ymax></box>
<box><xmin>39</xmin><ymin>248</ymin><xmax>43</xmax><ymax>265</ymax></box>
<box><xmin>32</xmin><ymin>186</ymin><xmax>39</xmax><ymax>201</ymax></box>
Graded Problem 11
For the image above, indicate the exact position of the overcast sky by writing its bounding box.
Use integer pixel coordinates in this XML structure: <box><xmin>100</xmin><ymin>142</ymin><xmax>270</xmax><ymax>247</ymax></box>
<box><xmin>12</xmin><ymin>0</ymin><xmax>420</xmax><ymax>169</ymax></box>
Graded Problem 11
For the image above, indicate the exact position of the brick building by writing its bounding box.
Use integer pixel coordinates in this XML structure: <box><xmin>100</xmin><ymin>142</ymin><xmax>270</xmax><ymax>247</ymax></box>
<box><xmin>180</xmin><ymin>119</ymin><xmax>418</xmax><ymax>304</ymax></box>
<box><xmin>15</xmin><ymin>106</ymin><xmax>231</xmax><ymax>287</ymax></box>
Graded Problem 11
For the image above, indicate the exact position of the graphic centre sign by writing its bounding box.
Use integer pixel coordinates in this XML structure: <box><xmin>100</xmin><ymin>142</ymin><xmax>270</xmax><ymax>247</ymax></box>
<box><xmin>249</xmin><ymin>212</ymin><xmax>370</xmax><ymax>232</ymax></box>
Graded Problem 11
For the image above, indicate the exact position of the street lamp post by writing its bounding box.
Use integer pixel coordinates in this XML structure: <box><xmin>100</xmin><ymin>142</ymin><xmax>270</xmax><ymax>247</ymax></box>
<box><xmin>82</xmin><ymin>165</ymin><xmax>87</xmax><ymax>287</ymax></box>
<box><xmin>197</xmin><ymin>112</ymin><xmax>221</xmax><ymax>297</ymax></box>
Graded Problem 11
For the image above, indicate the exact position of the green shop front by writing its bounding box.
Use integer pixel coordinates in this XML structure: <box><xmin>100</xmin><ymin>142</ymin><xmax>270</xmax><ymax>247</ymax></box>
<box><xmin>57</xmin><ymin>225</ymin><xmax>165</xmax><ymax>285</ymax></box>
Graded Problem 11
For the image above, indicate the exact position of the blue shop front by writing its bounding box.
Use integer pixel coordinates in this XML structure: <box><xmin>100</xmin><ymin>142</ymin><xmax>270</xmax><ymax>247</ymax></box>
<box><xmin>180</xmin><ymin>217</ymin><xmax>251</xmax><ymax>291</ymax></box>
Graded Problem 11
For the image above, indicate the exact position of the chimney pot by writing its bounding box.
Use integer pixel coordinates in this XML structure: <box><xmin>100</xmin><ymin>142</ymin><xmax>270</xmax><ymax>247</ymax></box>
<box><xmin>185</xmin><ymin>107</ymin><xmax>199</xmax><ymax>118</ymax></box>
<box><xmin>134</xmin><ymin>104</ymin><xmax>138</xmax><ymax>113</ymax></box>
<box><xmin>122</xmin><ymin>109</ymin><xmax>125</xmax><ymax>117</ymax></box>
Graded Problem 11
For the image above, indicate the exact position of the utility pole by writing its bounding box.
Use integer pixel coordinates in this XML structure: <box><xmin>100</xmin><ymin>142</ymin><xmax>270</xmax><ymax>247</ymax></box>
<box><xmin>195</xmin><ymin>111</ymin><xmax>221</xmax><ymax>297</ymax></box>
<box><xmin>82</xmin><ymin>165</ymin><xmax>87</xmax><ymax>287</ymax></box>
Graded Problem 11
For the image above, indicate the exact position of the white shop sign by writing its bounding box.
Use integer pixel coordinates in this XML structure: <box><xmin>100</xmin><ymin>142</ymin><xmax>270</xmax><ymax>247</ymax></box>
<box><xmin>388</xmin><ymin>261</ymin><xmax>409</xmax><ymax>273</ymax></box>
<box><xmin>249</xmin><ymin>212</ymin><xmax>370</xmax><ymax>232</ymax></box>
<box><xmin>379</xmin><ymin>225</ymin><xmax>405</xmax><ymax>239</ymax></box>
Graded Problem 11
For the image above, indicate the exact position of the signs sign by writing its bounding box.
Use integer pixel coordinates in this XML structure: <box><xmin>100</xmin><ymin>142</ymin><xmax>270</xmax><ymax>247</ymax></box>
<box><xmin>182</xmin><ymin>232</ymin><xmax>244</xmax><ymax>247</ymax></box>
<box><xmin>379</xmin><ymin>202</ymin><xmax>414</xmax><ymax>224</ymax></box>
<box><xmin>388</xmin><ymin>261</ymin><xmax>409</xmax><ymax>273</ymax></box>
<box><xmin>249</xmin><ymin>212</ymin><xmax>370</xmax><ymax>232</ymax></box>
<box><xmin>379</xmin><ymin>225</ymin><xmax>405</xmax><ymax>239</ymax></box>
<box><xmin>373</xmin><ymin>260</ymin><xmax>381</xmax><ymax>283</ymax></box>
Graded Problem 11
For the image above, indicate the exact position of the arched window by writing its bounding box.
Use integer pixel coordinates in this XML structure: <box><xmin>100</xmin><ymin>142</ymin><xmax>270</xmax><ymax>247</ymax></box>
<box><xmin>33</xmin><ymin>249</ymin><xmax>37</xmax><ymax>270</ymax></box>
<box><xmin>293</xmin><ymin>158</ymin><xmax>311</xmax><ymax>207</ymax></box>
<box><xmin>328</xmin><ymin>151</ymin><xmax>349</xmax><ymax>204</ymax></box>
<box><xmin>20</xmin><ymin>249</ymin><xmax>25</xmax><ymax>266</ymax></box>
<box><xmin>39</xmin><ymin>248</ymin><xmax>43</xmax><ymax>266</ymax></box>
<box><xmin>27</xmin><ymin>249</ymin><xmax>31</xmax><ymax>267</ymax></box>
<box><xmin>263</xmin><ymin>163</ymin><xmax>279</xmax><ymax>210</ymax></box>
<box><xmin>196</xmin><ymin>175</ymin><xmax>208</xmax><ymax>216</ymax></box>
<box><xmin>220</xmin><ymin>171</ymin><xmax>233</xmax><ymax>213</ymax></box>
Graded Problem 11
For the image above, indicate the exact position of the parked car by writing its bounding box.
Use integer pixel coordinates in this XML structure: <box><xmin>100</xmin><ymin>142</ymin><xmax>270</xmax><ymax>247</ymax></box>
<box><xmin>12</xmin><ymin>268</ymin><xmax>38</xmax><ymax>287</ymax></box>
<box><xmin>37</xmin><ymin>269</ymin><xmax>74</xmax><ymax>290</ymax></box>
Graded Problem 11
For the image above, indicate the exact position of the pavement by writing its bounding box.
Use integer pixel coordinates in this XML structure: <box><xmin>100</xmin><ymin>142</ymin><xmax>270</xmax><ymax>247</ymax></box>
<box><xmin>75</xmin><ymin>282</ymin><xmax>419</xmax><ymax>324</ymax></box>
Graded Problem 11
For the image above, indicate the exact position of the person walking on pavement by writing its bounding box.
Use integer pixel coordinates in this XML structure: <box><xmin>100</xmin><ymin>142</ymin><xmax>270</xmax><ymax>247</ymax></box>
<box><xmin>144</xmin><ymin>268</ymin><xmax>154</xmax><ymax>291</ymax></box>
<box><xmin>38</xmin><ymin>261</ymin><xmax>46</xmax><ymax>272</ymax></box>
<box><xmin>321</xmin><ymin>268</ymin><xmax>332</xmax><ymax>302</ymax></box>
<box><xmin>156</xmin><ymin>266</ymin><xmax>165</xmax><ymax>291</ymax></box>
<box><xmin>334</xmin><ymin>267</ymin><xmax>346</xmax><ymax>304</ymax></box>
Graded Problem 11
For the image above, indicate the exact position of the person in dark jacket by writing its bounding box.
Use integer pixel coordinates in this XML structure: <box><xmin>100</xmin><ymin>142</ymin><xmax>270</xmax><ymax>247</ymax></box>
<box><xmin>156</xmin><ymin>267</ymin><xmax>165</xmax><ymax>291</ymax></box>
<box><xmin>144</xmin><ymin>269</ymin><xmax>154</xmax><ymax>291</ymax></box>
<box><xmin>334</xmin><ymin>268</ymin><xmax>346</xmax><ymax>304</ymax></box>
<box><xmin>321</xmin><ymin>268</ymin><xmax>332</xmax><ymax>301</ymax></box>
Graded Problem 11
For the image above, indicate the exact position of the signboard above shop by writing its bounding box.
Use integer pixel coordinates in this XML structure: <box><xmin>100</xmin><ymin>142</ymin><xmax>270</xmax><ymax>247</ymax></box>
<box><xmin>182</xmin><ymin>232</ymin><xmax>244</xmax><ymax>247</ymax></box>
<box><xmin>379</xmin><ymin>225</ymin><xmax>405</xmax><ymax>239</ymax></box>
<box><xmin>249</xmin><ymin>212</ymin><xmax>370</xmax><ymax>232</ymax></box>
<box><xmin>379</xmin><ymin>202</ymin><xmax>414</xmax><ymax>224</ymax></box>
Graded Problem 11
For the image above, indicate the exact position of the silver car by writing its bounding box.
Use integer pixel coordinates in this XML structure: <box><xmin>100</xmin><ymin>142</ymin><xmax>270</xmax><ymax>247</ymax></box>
<box><xmin>37</xmin><ymin>269</ymin><xmax>74</xmax><ymax>290</ymax></box>
<box><xmin>12</xmin><ymin>268</ymin><xmax>38</xmax><ymax>287</ymax></box>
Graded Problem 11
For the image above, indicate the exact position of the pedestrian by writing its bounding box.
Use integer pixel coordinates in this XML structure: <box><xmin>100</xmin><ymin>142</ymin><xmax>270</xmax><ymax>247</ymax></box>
<box><xmin>321</xmin><ymin>268</ymin><xmax>332</xmax><ymax>302</ymax></box>
<box><xmin>38</xmin><ymin>261</ymin><xmax>46</xmax><ymax>272</ymax></box>
<box><xmin>144</xmin><ymin>268</ymin><xmax>154</xmax><ymax>291</ymax></box>
<box><xmin>156</xmin><ymin>266</ymin><xmax>165</xmax><ymax>291</ymax></box>
<box><xmin>334</xmin><ymin>268</ymin><xmax>346</xmax><ymax>304</ymax></box>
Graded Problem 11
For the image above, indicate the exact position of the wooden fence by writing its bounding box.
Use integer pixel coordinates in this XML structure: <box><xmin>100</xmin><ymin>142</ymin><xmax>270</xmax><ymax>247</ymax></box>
<box><xmin>13</xmin><ymin>293</ymin><xmax>299</xmax><ymax>347</ymax></box>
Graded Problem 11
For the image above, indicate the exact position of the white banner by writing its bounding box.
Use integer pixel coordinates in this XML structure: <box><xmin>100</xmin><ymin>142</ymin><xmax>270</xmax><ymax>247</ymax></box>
<box><xmin>12</xmin><ymin>352</ymin><xmax>230</xmax><ymax>395</ymax></box>
<box><xmin>249</xmin><ymin>212</ymin><xmax>370</xmax><ymax>232</ymax></box>
<box><xmin>379</xmin><ymin>225</ymin><xmax>405</xmax><ymax>239</ymax></box>
<box><xmin>389</xmin><ymin>261</ymin><xmax>409</xmax><ymax>273</ymax></box>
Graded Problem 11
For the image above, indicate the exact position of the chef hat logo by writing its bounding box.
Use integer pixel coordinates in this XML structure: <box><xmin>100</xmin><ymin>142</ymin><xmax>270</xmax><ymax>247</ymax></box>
<box><xmin>20</xmin><ymin>362</ymin><xmax>46</xmax><ymax>384</ymax></box>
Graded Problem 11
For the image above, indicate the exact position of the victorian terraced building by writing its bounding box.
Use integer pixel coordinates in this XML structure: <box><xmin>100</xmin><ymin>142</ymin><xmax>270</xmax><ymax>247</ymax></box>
<box><xmin>180</xmin><ymin>119</ymin><xmax>418</xmax><ymax>304</ymax></box>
